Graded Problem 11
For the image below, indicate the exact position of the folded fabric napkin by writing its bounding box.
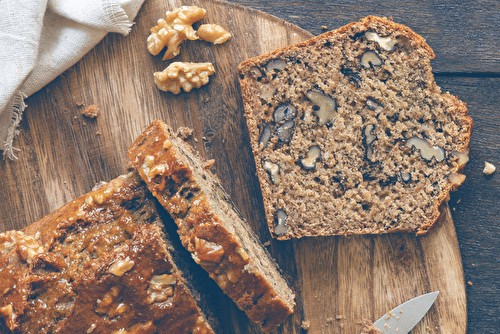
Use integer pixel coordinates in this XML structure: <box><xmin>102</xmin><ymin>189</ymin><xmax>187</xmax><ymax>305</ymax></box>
<box><xmin>0</xmin><ymin>0</ymin><xmax>145</xmax><ymax>159</ymax></box>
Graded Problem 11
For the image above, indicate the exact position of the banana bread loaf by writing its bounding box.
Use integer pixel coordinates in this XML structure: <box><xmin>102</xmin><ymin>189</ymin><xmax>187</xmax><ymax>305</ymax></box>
<box><xmin>238</xmin><ymin>16</ymin><xmax>473</xmax><ymax>239</ymax></box>
<box><xmin>128</xmin><ymin>120</ymin><xmax>295</xmax><ymax>333</ymax></box>
<box><xmin>0</xmin><ymin>172</ymin><xmax>215</xmax><ymax>334</ymax></box>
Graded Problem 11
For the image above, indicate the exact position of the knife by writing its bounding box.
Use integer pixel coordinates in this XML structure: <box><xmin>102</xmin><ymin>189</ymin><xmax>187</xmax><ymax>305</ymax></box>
<box><xmin>362</xmin><ymin>291</ymin><xmax>439</xmax><ymax>334</ymax></box>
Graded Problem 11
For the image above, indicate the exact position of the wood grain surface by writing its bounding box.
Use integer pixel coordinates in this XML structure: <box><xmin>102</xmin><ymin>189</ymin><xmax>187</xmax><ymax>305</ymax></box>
<box><xmin>1</xmin><ymin>0</ymin><xmax>498</xmax><ymax>333</ymax></box>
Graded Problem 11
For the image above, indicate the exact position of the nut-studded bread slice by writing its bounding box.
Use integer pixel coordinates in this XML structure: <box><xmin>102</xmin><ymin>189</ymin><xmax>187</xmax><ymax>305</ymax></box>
<box><xmin>0</xmin><ymin>172</ymin><xmax>215</xmax><ymax>334</ymax></box>
<box><xmin>128</xmin><ymin>120</ymin><xmax>295</xmax><ymax>333</ymax></box>
<box><xmin>238</xmin><ymin>16</ymin><xmax>473</xmax><ymax>239</ymax></box>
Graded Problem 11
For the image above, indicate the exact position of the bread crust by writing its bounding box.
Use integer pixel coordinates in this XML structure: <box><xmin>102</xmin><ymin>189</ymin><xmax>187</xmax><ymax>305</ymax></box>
<box><xmin>0</xmin><ymin>172</ymin><xmax>214</xmax><ymax>334</ymax></box>
<box><xmin>128</xmin><ymin>120</ymin><xmax>295</xmax><ymax>333</ymax></box>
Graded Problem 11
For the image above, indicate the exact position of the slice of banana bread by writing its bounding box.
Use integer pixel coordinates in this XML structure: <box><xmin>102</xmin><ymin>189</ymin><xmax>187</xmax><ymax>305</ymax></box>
<box><xmin>238</xmin><ymin>16</ymin><xmax>473</xmax><ymax>239</ymax></box>
<box><xmin>128</xmin><ymin>120</ymin><xmax>295</xmax><ymax>333</ymax></box>
<box><xmin>0</xmin><ymin>172</ymin><xmax>215</xmax><ymax>334</ymax></box>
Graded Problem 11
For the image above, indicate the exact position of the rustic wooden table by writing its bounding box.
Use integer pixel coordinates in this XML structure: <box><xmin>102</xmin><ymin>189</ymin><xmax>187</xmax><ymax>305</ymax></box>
<box><xmin>227</xmin><ymin>1</ymin><xmax>500</xmax><ymax>333</ymax></box>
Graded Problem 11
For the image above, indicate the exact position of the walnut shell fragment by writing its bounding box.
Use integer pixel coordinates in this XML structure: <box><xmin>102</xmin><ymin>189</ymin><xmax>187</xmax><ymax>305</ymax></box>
<box><xmin>154</xmin><ymin>62</ymin><xmax>215</xmax><ymax>94</ymax></box>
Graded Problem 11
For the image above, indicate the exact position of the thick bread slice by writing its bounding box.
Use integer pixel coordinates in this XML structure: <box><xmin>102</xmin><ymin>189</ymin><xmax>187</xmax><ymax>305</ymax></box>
<box><xmin>0</xmin><ymin>172</ymin><xmax>215</xmax><ymax>334</ymax></box>
<box><xmin>128</xmin><ymin>120</ymin><xmax>295</xmax><ymax>333</ymax></box>
<box><xmin>238</xmin><ymin>16</ymin><xmax>473</xmax><ymax>239</ymax></box>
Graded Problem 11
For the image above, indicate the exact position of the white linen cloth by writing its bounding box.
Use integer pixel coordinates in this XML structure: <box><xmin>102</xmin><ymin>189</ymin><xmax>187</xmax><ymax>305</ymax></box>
<box><xmin>0</xmin><ymin>0</ymin><xmax>145</xmax><ymax>159</ymax></box>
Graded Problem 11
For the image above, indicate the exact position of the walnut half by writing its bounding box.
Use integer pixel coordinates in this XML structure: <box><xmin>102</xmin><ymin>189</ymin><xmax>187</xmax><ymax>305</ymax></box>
<box><xmin>154</xmin><ymin>62</ymin><xmax>215</xmax><ymax>94</ymax></box>
<box><xmin>147</xmin><ymin>6</ymin><xmax>207</xmax><ymax>60</ymax></box>
<box><xmin>197</xmin><ymin>24</ymin><xmax>231</xmax><ymax>44</ymax></box>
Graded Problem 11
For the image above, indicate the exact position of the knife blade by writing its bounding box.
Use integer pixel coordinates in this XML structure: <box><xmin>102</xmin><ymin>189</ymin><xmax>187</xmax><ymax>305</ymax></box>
<box><xmin>364</xmin><ymin>291</ymin><xmax>439</xmax><ymax>334</ymax></box>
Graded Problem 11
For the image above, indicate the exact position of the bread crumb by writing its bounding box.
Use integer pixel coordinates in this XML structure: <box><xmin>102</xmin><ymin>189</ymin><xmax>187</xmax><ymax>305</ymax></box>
<box><xmin>203</xmin><ymin>159</ymin><xmax>215</xmax><ymax>170</ymax></box>
<box><xmin>177</xmin><ymin>126</ymin><xmax>194</xmax><ymax>140</ymax></box>
<box><xmin>335</xmin><ymin>315</ymin><xmax>345</xmax><ymax>320</ymax></box>
<box><xmin>361</xmin><ymin>320</ymin><xmax>382</xmax><ymax>334</ymax></box>
<box><xmin>321</xmin><ymin>25</ymin><xmax>328</xmax><ymax>29</ymax></box>
<box><xmin>263</xmin><ymin>240</ymin><xmax>271</xmax><ymax>246</ymax></box>
<box><xmin>82</xmin><ymin>105</ymin><xmax>99</xmax><ymax>118</ymax></box>
<box><xmin>76</xmin><ymin>101</ymin><xmax>84</xmax><ymax>107</ymax></box>
<box><xmin>96</xmin><ymin>131</ymin><xmax>102</xmax><ymax>136</ymax></box>
<box><xmin>467</xmin><ymin>281</ymin><xmax>473</xmax><ymax>286</ymax></box>
<box><xmin>194</xmin><ymin>138</ymin><xmax>199</xmax><ymax>143</ymax></box>
<box><xmin>205</xmin><ymin>97</ymin><xmax>210</xmax><ymax>103</ymax></box>
<box><xmin>483</xmin><ymin>161</ymin><xmax>496</xmax><ymax>175</ymax></box>
<box><xmin>301</xmin><ymin>320</ymin><xmax>310</xmax><ymax>330</ymax></box>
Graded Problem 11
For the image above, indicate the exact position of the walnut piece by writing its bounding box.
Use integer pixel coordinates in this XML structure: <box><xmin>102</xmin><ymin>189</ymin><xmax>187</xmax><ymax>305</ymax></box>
<box><xmin>197</xmin><ymin>24</ymin><xmax>231</xmax><ymax>44</ymax></box>
<box><xmin>0</xmin><ymin>230</ymin><xmax>44</xmax><ymax>264</ymax></box>
<box><xmin>483</xmin><ymin>161</ymin><xmax>496</xmax><ymax>175</ymax></box>
<box><xmin>266</xmin><ymin>59</ymin><xmax>287</xmax><ymax>72</ymax></box>
<box><xmin>366</xmin><ymin>98</ymin><xmax>383</xmax><ymax>113</ymax></box>
<box><xmin>259</xmin><ymin>82</ymin><xmax>276</xmax><ymax>101</ymax></box>
<box><xmin>448</xmin><ymin>172</ymin><xmax>466</xmax><ymax>187</ymax></box>
<box><xmin>361</xmin><ymin>50</ymin><xmax>382</xmax><ymax>68</ymax></box>
<box><xmin>274</xmin><ymin>209</ymin><xmax>288</xmax><ymax>236</ymax></box>
<box><xmin>147</xmin><ymin>274</ymin><xmax>176</xmax><ymax>304</ymax></box>
<box><xmin>95</xmin><ymin>286</ymin><xmax>130</xmax><ymax>318</ymax></box>
<box><xmin>451</xmin><ymin>149</ymin><xmax>469</xmax><ymax>169</ymax></box>
<box><xmin>147</xmin><ymin>6</ymin><xmax>207</xmax><ymax>60</ymax></box>
<box><xmin>306</xmin><ymin>91</ymin><xmax>337</xmax><ymax>125</ymax></box>
<box><xmin>234</xmin><ymin>246</ymin><xmax>249</xmax><ymax>261</ymax></box>
<box><xmin>82</xmin><ymin>105</ymin><xmax>99</xmax><ymax>118</ymax></box>
<box><xmin>365</xmin><ymin>124</ymin><xmax>377</xmax><ymax>160</ymax></box>
<box><xmin>194</xmin><ymin>237</ymin><xmax>225</xmax><ymax>263</ymax></box>
<box><xmin>273</xmin><ymin>103</ymin><xmax>297</xmax><ymax>123</ymax></box>
<box><xmin>258</xmin><ymin>122</ymin><xmax>272</xmax><ymax>149</ymax></box>
<box><xmin>301</xmin><ymin>145</ymin><xmax>321</xmax><ymax>170</ymax></box>
<box><xmin>192</xmin><ymin>315</ymin><xmax>213</xmax><ymax>334</ymax></box>
<box><xmin>0</xmin><ymin>305</ymin><xmax>14</xmax><ymax>332</ymax></box>
<box><xmin>406</xmin><ymin>137</ymin><xmax>445</xmax><ymax>162</ymax></box>
<box><xmin>263</xmin><ymin>160</ymin><xmax>280</xmax><ymax>184</ymax></box>
<box><xmin>154</xmin><ymin>62</ymin><xmax>215</xmax><ymax>94</ymax></box>
<box><xmin>108</xmin><ymin>256</ymin><xmax>135</xmax><ymax>276</ymax></box>
<box><xmin>365</xmin><ymin>31</ymin><xmax>397</xmax><ymax>51</ymax></box>
<box><xmin>276</xmin><ymin>120</ymin><xmax>295</xmax><ymax>144</ymax></box>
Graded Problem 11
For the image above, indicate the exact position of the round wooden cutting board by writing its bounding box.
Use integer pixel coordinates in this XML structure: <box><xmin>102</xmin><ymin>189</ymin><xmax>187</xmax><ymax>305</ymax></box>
<box><xmin>0</xmin><ymin>0</ymin><xmax>466</xmax><ymax>333</ymax></box>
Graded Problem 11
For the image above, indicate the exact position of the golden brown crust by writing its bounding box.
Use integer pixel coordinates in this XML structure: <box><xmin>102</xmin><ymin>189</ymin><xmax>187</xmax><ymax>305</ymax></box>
<box><xmin>238</xmin><ymin>16</ymin><xmax>473</xmax><ymax>239</ymax></box>
<box><xmin>128</xmin><ymin>120</ymin><xmax>295</xmax><ymax>333</ymax></box>
<box><xmin>238</xmin><ymin>16</ymin><xmax>435</xmax><ymax>74</ymax></box>
<box><xmin>0</xmin><ymin>172</ymin><xmax>214</xmax><ymax>334</ymax></box>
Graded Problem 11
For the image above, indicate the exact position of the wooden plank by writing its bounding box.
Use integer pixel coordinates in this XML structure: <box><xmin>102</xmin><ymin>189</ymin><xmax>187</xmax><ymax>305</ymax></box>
<box><xmin>434</xmin><ymin>76</ymin><xmax>500</xmax><ymax>334</ymax></box>
<box><xmin>5</xmin><ymin>0</ymin><xmax>500</xmax><ymax>333</ymax></box>
<box><xmin>233</xmin><ymin>0</ymin><xmax>500</xmax><ymax>74</ymax></box>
